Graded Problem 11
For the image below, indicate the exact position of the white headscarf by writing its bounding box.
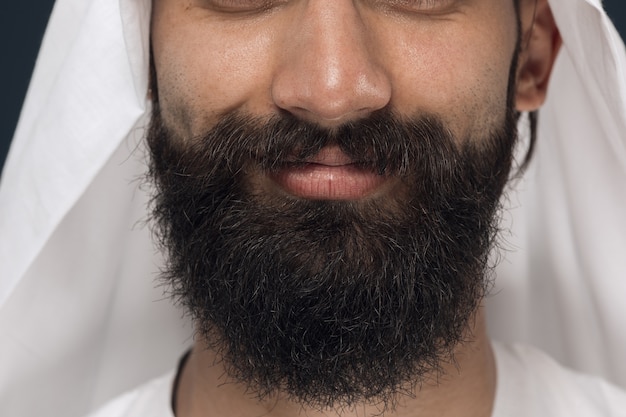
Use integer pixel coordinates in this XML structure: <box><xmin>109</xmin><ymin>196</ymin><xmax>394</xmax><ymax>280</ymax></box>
<box><xmin>0</xmin><ymin>0</ymin><xmax>624</xmax><ymax>416</ymax></box>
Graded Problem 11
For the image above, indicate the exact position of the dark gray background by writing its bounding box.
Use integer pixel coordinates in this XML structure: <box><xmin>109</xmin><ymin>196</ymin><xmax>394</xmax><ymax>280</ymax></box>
<box><xmin>1</xmin><ymin>1</ymin><xmax>625</xmax><ymax>170</ymax></box>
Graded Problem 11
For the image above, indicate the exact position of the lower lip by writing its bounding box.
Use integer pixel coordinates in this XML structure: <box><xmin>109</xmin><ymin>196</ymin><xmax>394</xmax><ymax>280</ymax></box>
<box><xmin>270</xmin><ymin>164</ymin><xmax>386</xmax><ymax>200</ymax></box>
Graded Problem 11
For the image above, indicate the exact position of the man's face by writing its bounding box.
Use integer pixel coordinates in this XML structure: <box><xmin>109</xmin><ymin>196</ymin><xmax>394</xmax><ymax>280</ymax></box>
<box><xmin>151</xmin><ymin>0</ymin><xmax>518</xmax><ymax>148</ymax></box>
<box><xmin>149</xmin><ymin>0</ymin><xmax>522</xmax><ymax>410</ymax></box>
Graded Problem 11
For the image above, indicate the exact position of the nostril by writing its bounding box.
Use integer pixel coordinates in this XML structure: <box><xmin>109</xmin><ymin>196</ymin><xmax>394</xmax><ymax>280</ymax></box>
<box><xmin>271</xmin><ymin>68</ymin><xmax>392</xmax><ymax>125</ymax></box>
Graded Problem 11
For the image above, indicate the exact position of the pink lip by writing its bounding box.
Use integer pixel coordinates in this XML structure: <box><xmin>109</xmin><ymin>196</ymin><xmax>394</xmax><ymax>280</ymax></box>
<box><xmin>271</xmin><ymin>146</ymin><xmax>386</xmax><ymax>200</ymax></box>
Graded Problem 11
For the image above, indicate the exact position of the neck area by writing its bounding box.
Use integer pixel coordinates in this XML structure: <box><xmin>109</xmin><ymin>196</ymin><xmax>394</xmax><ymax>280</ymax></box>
<box><xmin>175</xmin><ymin>308</ymin><xmax>496</xmax><ymax>417</ymax></box>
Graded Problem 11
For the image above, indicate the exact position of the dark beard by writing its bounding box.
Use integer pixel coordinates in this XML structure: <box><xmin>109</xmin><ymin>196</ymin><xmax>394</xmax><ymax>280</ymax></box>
<box><xmin>147</xmin><ymin>106</ymin><xmax>517</xmax><ymax>409</ymax></box>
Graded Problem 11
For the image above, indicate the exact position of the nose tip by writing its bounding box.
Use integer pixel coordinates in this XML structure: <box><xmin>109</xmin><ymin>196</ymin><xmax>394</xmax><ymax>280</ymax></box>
<box><xmin>270</xmin><ymin>4</ymin><xmax>392</xmax><ymax>126</ymax></box>
<box><xmin>273</xmin><ymin>68</ymin><xmax>392</xmax><ymax>124</ymax></box>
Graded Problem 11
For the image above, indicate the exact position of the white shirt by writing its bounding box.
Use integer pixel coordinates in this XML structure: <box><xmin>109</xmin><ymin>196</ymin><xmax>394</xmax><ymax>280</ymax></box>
<box><xmin>86</xmin><ymin>343</ymin><xmax>626</xmax><ymax>417</ymax></box>
<box><xmin>492</xmin><ymin>344</ymin><xmax>626</xmax><ymax>416</ymax></box>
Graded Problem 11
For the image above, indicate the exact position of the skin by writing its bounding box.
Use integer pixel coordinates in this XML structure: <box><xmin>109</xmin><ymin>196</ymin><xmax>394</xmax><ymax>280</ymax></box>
<box><xmin>151</xmin><ymin>0</ymin><xmax>560</xmax><ymax>415</ymax></box>
<box><xmin>152</xmin><ymin>0</ymin><xmax>519</xmax><ymax>139</ymax></box>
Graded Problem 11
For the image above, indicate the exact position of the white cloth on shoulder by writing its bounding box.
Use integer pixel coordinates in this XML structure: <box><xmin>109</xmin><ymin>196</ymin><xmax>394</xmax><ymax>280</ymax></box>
<box><xmin>486</xmin><ymin>0</ymin><xmax>626</xmax><ymax>385</ymax></box>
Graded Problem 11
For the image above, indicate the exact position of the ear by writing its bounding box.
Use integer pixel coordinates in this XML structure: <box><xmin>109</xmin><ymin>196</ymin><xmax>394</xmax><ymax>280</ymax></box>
<box><xmin>515</xmin><ymin>0</ymin><xmax>562</xmax><ymax>112</ymax></box>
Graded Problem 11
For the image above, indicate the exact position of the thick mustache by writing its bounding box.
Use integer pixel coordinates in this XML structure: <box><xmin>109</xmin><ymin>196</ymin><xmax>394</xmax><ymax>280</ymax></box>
<box><xmin>191</xmin><ymin>108</ymin><xmax>438</xmax><ymax>176</ymax></box>
<box><xmin>150</xmin><ymin>105</ymin><xmax>454</xmax><ymax>181</ymax></box>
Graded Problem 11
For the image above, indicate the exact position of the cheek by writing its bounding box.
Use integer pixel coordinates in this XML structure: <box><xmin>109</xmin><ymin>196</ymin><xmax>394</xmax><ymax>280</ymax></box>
<box><xmin>152</xmin><ymin>17</ymin><xmax>276</xmax><ymax>137</ymax></box>
<box><xmin>383</xmin><ymin>21</ymin><xmax>516</xmax><ymax>138</ymax></box>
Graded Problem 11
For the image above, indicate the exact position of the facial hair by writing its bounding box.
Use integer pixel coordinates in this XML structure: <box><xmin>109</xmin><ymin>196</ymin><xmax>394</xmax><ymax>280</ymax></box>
<box><xmin>146</xmin><ymin>99</ymin><xmax>517</xmax><ymax>409</ymax></box>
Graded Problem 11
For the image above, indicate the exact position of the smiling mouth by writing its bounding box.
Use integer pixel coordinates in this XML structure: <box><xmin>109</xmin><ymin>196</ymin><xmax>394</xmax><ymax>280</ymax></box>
<box><xmin>269</xmin><ymin>146</ymin><xmax>389</xmax><ymax>200</ymax></box>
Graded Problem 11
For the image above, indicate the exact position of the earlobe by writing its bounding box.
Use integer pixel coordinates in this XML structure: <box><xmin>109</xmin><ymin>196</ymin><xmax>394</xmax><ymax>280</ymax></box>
<box><xmin>515</xmin><ymin>0</ymin><xmax>562</xmax><ymax>112</ymax></box>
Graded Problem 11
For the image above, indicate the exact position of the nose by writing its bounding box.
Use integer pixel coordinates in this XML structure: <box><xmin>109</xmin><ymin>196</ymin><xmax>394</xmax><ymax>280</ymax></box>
<box><xmin>271</xmin><ymin>1</ymin><xmax>392</xmax><ymax>126</ymax></box>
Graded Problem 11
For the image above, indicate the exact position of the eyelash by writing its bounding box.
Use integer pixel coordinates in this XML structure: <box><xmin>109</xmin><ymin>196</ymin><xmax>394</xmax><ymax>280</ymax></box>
<box><xmin>378</xmin><ymin>0</ymin><xmax>456</xmax><ymax>12</ymax></box>
<box><xmin>201</xmin><ymin>0</ymin><xmax>282</xmax><ymax>12</ymax></box>
<box><xmin>201</xmin><ymin>0</ymin><xmax>455</xmax><ymax>14</ymax></box>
